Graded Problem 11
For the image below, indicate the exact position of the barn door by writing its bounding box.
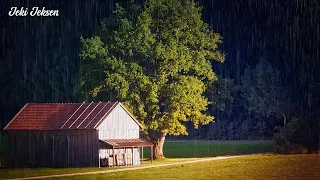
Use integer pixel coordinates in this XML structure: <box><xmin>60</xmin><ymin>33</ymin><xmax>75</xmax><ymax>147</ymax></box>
<box><xmin>53</xmin><ymin>135</ymin><xmax>68</xmax><ymax>167</ymax></box>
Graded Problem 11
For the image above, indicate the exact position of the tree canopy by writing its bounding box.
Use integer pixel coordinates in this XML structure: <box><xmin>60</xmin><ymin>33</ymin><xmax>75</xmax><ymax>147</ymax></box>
<box><xmin>76</xmin><ymin>0</ymin><xmax>224</xmax><ymax>157</ymax></box>
<box><xmin>240</xmin><ymin>58</ymin><xmax>291</xmax><ymax>126</ymax></box>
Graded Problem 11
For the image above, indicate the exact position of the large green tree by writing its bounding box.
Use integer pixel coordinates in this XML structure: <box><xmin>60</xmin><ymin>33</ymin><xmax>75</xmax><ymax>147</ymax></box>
<box><xmin>76</xmin><ymin>0</ymin><xmax>224</xmax><ymax>159</ymax></box>
<box><xmin>240</xmin><ymin>58</ymin><xmax>291</xmax><ymax>127</ymax></box>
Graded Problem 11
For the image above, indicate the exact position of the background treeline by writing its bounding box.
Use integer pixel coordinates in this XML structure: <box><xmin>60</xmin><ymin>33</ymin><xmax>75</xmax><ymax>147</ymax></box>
<box><xmin>1</xmin><ymin>0</ymin><xmax>319</xmax><ymax>152</ymax></box>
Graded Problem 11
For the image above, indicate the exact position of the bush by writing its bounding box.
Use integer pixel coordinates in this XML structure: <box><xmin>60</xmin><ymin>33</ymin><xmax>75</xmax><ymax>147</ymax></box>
<box><xmin>273</xmin><ymin>117</ymin><xmax>310</xmax><ymax>154</ymax></box>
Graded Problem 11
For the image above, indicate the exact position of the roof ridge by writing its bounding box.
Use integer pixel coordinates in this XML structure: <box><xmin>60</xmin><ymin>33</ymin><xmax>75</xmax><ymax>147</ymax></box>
<box><xmin>27</xmin><ymin>101</ymin><xmax>117</xmax><ymax>104</ymax></box>
<box><xmin>28</xmin><ymin>102</ymin><xmax>84</xmax><ymax>104</ymax></box>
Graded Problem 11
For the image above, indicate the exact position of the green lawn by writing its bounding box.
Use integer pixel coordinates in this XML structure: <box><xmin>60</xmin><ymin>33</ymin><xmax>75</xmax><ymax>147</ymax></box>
<box><xmin>140</xmin><ymin>140</ymin><xmax>276</xmax><ymax>159</ymax></box>
<box><xmin>0</xmin><ymin>140</ymin><xmax>276</xmax><ymax>179</ymax></box>
<box><xmin>53</xmin><ymin>154</ymin><xmax>320</xmax><ymax>180</ymax></box>
<box><xmin>0</xmin><ymin>158</ymin><xmax>199</xmax><ymax>179</ymax></box>
<box><xmin>157</xmin><ymin>140</ymin><xmax>276</xmax><ymax>158</ymax></box>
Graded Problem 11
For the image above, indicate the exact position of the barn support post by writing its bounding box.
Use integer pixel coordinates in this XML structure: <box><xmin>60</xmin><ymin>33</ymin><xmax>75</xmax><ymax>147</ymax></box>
<box><xmin>150</xmin><ymin>146</ymin><xmax>153</xmax><ymax>163</ymax></box>
<box><xmin>28</xmin><ymin>132</ymin><xmax>31</xmax><ymax>166</ymax></box>
<box><xmin>132</xmin><ymin>147</ymin><xmax>134</xmax><ymax>165</ymax></box>
<box><xmin>98</xmin><ymin>154</ymin><xmax>101</xmax><ymax>168</ymax></box>
<box><xmin>52</xmin><ymin>134</ymin><xmax>54</xmax><ymax>167</ymax></box>
<box><xmin>141</xmin><ymin>147</ymin><xmax>144</xmax><ymax>164</ymax></box>
<box><xmin>67</xmin><ymin>135</ymin><xmax>69</xmax><ymax>167</ymax></box>
<box><xmin>113</xmin><ymin>148</ymin><xmax>115</xmax><ymax>166</ymax></box>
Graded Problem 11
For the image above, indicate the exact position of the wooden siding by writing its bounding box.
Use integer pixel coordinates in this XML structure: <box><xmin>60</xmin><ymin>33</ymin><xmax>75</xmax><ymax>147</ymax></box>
<box><xmin>97</xmin><ymin>105</ymin><xmax>139</xmax><ymax>139</ymax></box>
<box><xmin>8</xmin><ymin>130</ymin><xmax>99</xmax><ymax>167</ymax></box>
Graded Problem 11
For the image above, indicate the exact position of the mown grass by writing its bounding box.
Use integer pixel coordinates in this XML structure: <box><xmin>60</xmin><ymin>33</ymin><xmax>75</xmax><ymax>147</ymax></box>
<box><xmin>151</xmin><ymin>140</ymin><xmax>276</xmax><ymax>158</ymax></box>
<box><xmin>0</xmin><ymin>140</ymin><xmax>275</xmax><ymax>179</ymax></box>
<box><xmin>0</xmin><ymin>158</ymin><xmax>200</xmax><ymax>179</ymax></box>
<box><xmin>54</xmin><ymin>154</ymin><xmax>320</xmax><ymax>180</ymax></box>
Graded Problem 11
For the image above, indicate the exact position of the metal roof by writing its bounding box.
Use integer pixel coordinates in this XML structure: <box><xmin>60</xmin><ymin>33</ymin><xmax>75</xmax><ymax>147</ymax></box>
<box><xmin>100</xmin><ymin>139</ymin><xmax>154</xmax><ymax>148</ymax></box>
<box><xmin>3</xmin><ymin>101</ymin><xmax>143</xmax><ymax>130</ymax></box>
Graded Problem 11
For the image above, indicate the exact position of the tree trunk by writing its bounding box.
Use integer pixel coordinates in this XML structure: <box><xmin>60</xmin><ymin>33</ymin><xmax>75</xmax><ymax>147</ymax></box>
<box><xmin>153</xmin><ymin>132</ymin><xmax>167</xmax><ymax>159</ymax></box>
<box><xmin>280</xmin><ymin>111</ymin><xmax>287</xmax><ymax>127</ymax></box>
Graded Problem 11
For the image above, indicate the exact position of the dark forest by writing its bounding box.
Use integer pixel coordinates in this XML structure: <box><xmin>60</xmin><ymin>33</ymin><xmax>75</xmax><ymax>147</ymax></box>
<box><xmin>1</xmin><ymin>0</ymin><xmax>319</xmax><ymax>154</ymax></box>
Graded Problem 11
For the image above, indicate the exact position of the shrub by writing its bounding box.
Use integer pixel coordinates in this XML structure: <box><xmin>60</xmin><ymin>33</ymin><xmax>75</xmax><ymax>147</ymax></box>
<box><xmin>273</xmin><ymin>117</ymin><xmax>309</xmax><ymax>154</ymax></box>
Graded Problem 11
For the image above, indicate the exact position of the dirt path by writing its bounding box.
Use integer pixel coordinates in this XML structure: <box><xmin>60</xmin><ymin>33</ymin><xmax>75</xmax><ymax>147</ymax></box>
<box><xmin>6</xmin><ymin>155</ymin><xmax>251</xmax><ymax>180</ymax></box>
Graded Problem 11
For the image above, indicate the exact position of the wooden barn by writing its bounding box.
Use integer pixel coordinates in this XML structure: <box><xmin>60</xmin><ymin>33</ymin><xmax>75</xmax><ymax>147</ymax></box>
<box><xmin>3</xmin><ymin>102</ymin><xmax>153</xmax><ymax>167</ymax></box>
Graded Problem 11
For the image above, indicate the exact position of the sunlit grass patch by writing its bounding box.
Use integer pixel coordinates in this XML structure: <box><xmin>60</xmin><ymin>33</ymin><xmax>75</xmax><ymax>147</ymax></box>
<box><xmin>0</xmin><ymin>158</ymin><xmax>198</xmax><ymax>179</ymax></box>
<box><xmin>54</xmin><ymin>154</ymin><xmax>320</xmax><ymax>180</ymax></box>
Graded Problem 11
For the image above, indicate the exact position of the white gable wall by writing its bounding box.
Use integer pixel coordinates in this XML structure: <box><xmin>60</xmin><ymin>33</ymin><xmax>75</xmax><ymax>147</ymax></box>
<box><xmin>97</xmin><ymin>104</ymin><xmax>139</xmax><ymax>139</ymax></box>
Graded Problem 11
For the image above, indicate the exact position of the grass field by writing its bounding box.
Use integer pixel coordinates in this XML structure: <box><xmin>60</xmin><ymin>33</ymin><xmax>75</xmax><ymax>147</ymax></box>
<box><xmin>52</xmin><ymin>154</ymin><xmax>320</xmax><ymax>180</ymax></box>
<box><xmin>151</xmin><ymin>140</ymin><xmax>276</xmax><ymax>158</ymax></box>
<box><xmin>0</xmin><ymin>140</ymin><xmax>279</xmax><ymax>179</ymax></box>
<box><xmin>0</xmin><ymin>158</ymin><xmax>200</xmax><ymax>179</ymax></box>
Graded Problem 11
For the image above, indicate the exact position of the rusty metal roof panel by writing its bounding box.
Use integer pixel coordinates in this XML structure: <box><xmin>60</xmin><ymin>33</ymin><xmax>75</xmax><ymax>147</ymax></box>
<box><xmin>3</xmin><ymin>102</ymin><xmax>121</xmax><ymax>130</ymax></box>
<box><xmin>67</xmin><ymin>102</ymin><xmax>98</xmax><ymax>129</ymax></box>
<box><xmin>4</xmin><ymin>103</ymin><xmax>80</xmax><ymax>130</ymax></box>
<box><xmin>77</xmin><ymin>102</ymin><xmax>106</xmax><ymax>129</ymax></box>
<box><xmin>60</xmin><ymin>103</ymin><xmax>91</xmax><ymax>129</ymax></box>
<box><xmin>85</xmin><ymin>102</ymin><xmax>118</xmax><ymax>129</ymax></box>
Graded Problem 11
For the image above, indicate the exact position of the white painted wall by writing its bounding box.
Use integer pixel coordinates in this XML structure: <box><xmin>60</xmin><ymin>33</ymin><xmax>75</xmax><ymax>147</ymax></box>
<box><xmin>97</xmin><ymin>104</ymin><xmax>139</xmax><ymax>139</ymax></box>
<box><xmin>98</xmin><ymin>104</ymin><xmax>141</xmax><ymax>166</ymax></box>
